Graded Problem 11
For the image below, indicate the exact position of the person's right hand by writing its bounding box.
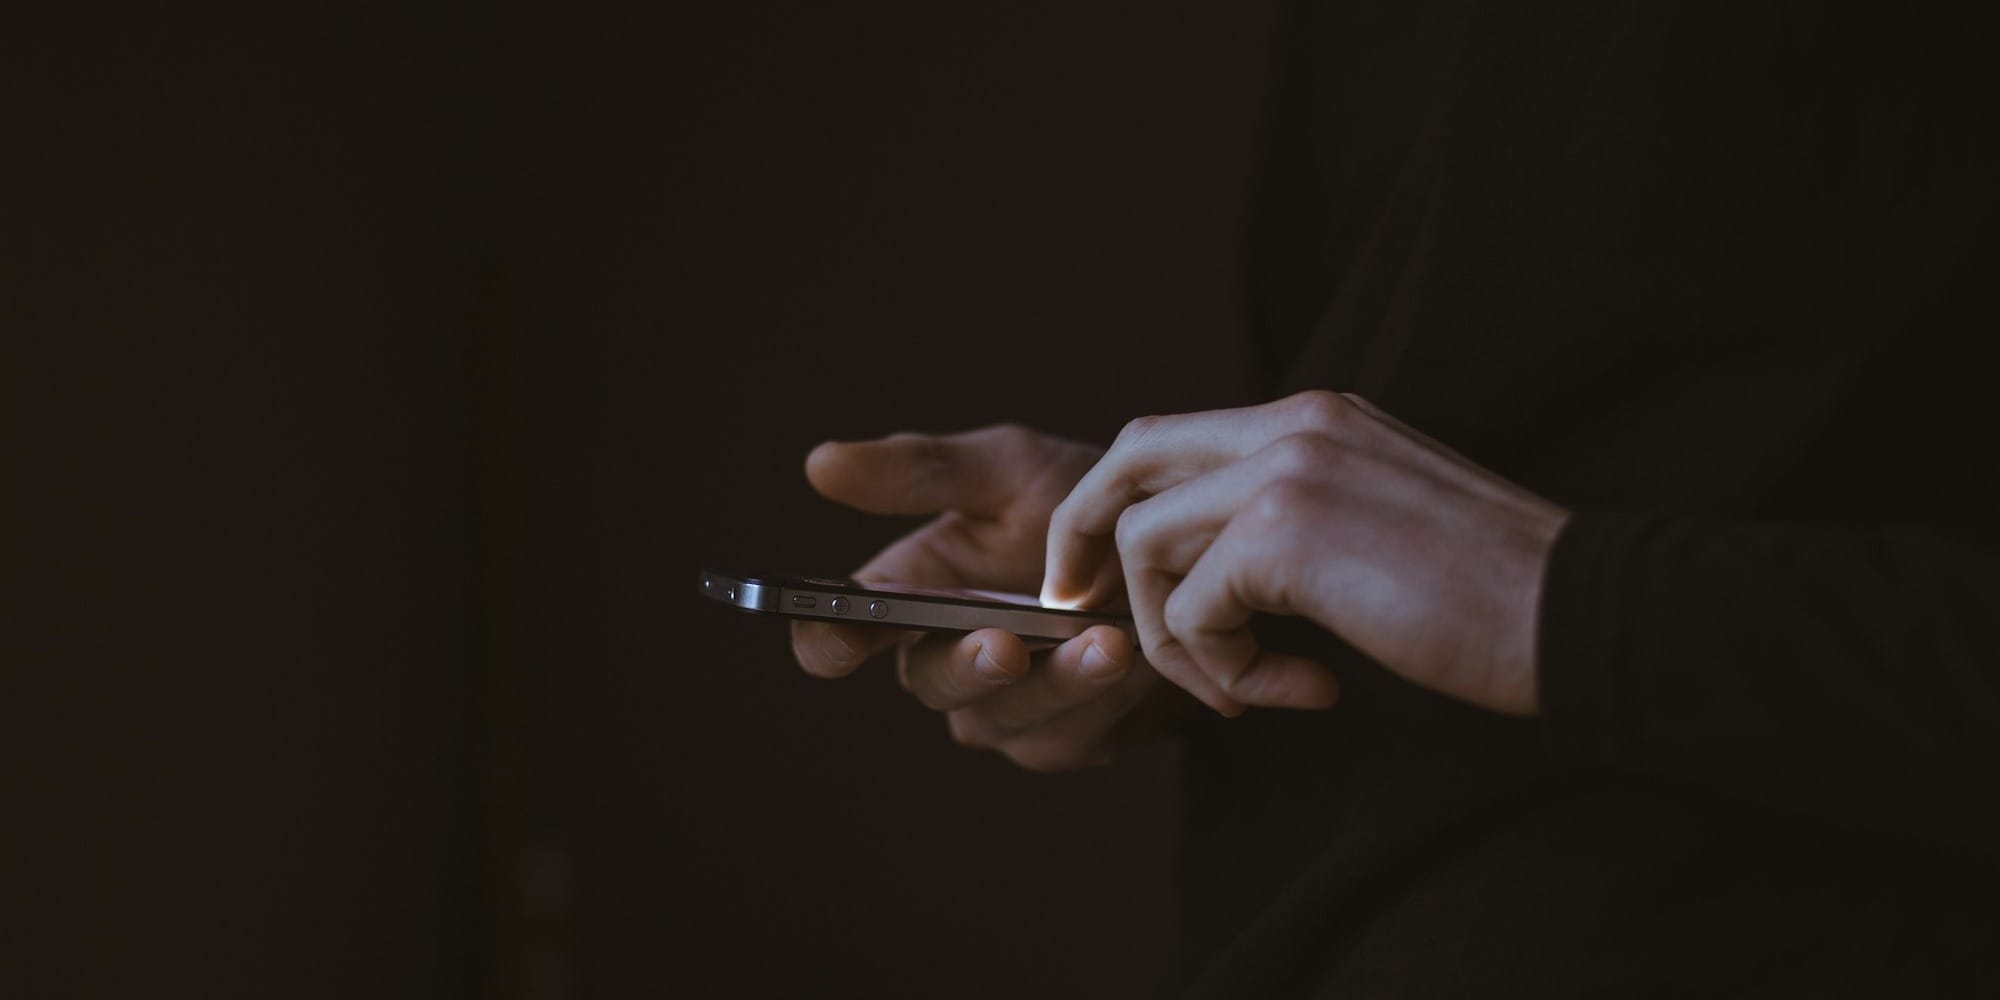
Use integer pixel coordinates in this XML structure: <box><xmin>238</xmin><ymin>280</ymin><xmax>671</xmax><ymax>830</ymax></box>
<box><xmin>791</xmin><ymin>424</ymin><xmax>1227</xmax><ymax>771</ymax></box>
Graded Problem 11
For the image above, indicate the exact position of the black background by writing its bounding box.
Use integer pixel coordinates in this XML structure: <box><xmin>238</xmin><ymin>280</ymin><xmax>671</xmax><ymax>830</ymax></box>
<box><xmin>4</xmin><ymin>4</ymin><xmax>1274</xmax><ymax>996</ymax></box>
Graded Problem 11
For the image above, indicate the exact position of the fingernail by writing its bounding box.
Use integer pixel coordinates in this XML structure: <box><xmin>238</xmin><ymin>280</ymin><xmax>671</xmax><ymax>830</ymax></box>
<box><xmin>1079</xmin><ymin>642</ymin><xmax>1124</xmax><ymax>680</ymax></box>
<box><xmin>820</xmin><ymin>630</ymin><xmax>857</xmax><ymax>665</ymax></box>
<box><xmin>974</xmin><ymin>644</ymin><xmax>1012</xmax><ymax>682</ymax></box>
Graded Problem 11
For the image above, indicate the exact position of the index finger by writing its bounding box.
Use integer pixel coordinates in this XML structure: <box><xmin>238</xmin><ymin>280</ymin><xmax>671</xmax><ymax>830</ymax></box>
<box><xmin>1042</xmin><ymin>392</ymin><xmax>1361</xmax><ymax>606</ymax></box>
<box><xmin>1161</xmin><ymin>518</ymin><xmax>1341</xmax><ymax>709</ymax></box>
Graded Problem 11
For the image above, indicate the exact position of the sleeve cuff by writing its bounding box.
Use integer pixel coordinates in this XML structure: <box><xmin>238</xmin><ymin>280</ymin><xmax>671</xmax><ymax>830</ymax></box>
<box><xmin>1537</xmin><ymin>510</ymin><xmax>1665</xmax><ymax>769</ymax></box>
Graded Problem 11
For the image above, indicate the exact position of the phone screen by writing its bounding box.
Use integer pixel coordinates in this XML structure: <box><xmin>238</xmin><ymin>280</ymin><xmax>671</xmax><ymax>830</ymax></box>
<box><xmin>859</xmin><ymin>581</ymin><xmax>1043</xmax><ymax>608</ymax></box>
<box><xmin>785</xmin><ymin>576</ymin><xmax>1047</xmax><ymax>609</ymax></box>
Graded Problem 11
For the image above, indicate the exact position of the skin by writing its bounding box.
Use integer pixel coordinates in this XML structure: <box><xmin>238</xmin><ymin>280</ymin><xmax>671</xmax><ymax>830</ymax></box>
<box><xmin>792</xmin><ymin>391</ymin><xmax>1571</xmax><ymax>770</ymax></box>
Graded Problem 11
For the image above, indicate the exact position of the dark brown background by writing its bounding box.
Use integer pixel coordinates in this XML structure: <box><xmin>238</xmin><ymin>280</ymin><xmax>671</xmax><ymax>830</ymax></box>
<box><xmin>4</xmin><ymin>4</ymin><xmax>1273</xmax><ymax>996</ymax></box>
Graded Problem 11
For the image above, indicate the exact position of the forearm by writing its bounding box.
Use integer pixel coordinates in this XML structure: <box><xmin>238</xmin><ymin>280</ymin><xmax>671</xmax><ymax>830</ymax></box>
<box><xmin>1540</xmin><ymin>512</ymin><xmax>2000</xmax><ymax>863</ymax></box>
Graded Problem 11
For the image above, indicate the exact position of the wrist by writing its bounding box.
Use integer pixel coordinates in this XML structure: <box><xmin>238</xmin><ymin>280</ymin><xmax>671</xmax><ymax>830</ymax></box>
<box><xmin>1491</xmin><ymin>503</ymin><xmax>1572</xmax><ymax>717</ymax></box>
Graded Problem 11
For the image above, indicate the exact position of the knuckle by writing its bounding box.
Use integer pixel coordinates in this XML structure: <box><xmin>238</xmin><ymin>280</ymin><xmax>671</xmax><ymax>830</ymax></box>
<box><xmin>896</xmin><ymin>433</ymin><xmax>950</xmax><ymax>472</ymax></box>
<box><xmin>1285</xmin><ymin>389</ymin><xmax>1350</xmax><ymax>433</ymax></box>
<box><xmin>1134</xmin><ymin>618</ymin><xmax>1173</xmax><ymax>663</ymax></box>
<box><xmin>1047</xmin><ymin>494</ymin><xmax>1076</xmax><ymax>533</ymax></box>
<box><xmin>977</xmin><ymin>423</ymin><xmax>1041</xmax><ymax>464</ymax></box>
<box><xmin>904</xmin><ymin>670</ymin><xmax>946</xmax><ymax>708</ymax></box>
<box><xmin>894</xmin><ymin>645</ymin><xmax>927</xmax><ymax>687</ymax></box>
<box><xmin>910</xmin><ymin>681</ymin><xmax>956</xmax><ymax>712</ymax></box>
<box><xmin>1147</xmin><ymin>646</ymin><xmax>1206</xmax><ymax>700</ymax></box>
<box><xmin>1267</xmin><ymin>432</ymin><xmax>1339</xmax><ymax>473</ymax></box>
<box><xmin>904</xmin><ymin>648</ymin><xmax>969</xmax><ymax>709</ymax></box>
<box><xmin>1115</xmin><ymin>414</ymin><xmax>1163</xmax><ymax>447</ymax></box>
<box><xmin>791</xmin><ymin>625</ymin><xmax>839</xmax><ymax>677</ymax></box>
<box><xmin>1005</xmin><ymin>741</ymin><xmax>1087</xmax><ymax>774</ymax></box>
<box><xmin>1162</xmin><ymin>588</ymin><xmax>1199</xmax><ymax>639</ymax></box>
<box><xmin>947</xmin><ymin>711</ymin><xmax>996</xmax><ymax>749</ymax></box>
<box><xmin>1249</xmin><ymin>479</ymin><xmax>1318</xmax><ymax>526</ymax></box>
<box><xmin>1113</xmin><ymin>502</ymin><xmax>1151</xmax><ymax>557</ymax></box>
<box><xmin>987</xmin><ymin>422</ymin><xmax>1036</xmax><ymax>451</ymax></box>
<box><xmin>1139</xmin><ymin>630</ymin><xmax>1177</xmax><ymax>674</ymax></box>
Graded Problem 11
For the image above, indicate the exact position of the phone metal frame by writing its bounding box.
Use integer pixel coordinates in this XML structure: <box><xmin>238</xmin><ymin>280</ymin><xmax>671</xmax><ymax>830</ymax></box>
<box><xmin>698</xmin><ymin>569</ymin><xmax>1133</xmax><ymax>643</ymax></box>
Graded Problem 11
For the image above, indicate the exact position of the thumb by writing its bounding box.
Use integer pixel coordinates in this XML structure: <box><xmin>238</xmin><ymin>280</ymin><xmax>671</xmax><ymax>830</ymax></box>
<box><xmin>805</xmin><ymin>424</ymin><xmax>1040</xmax><ymax>517</ymax></box>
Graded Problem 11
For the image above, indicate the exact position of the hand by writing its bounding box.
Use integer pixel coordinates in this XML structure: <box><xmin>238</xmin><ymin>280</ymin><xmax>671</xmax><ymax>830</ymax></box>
<box><xmin>1041</xmin><ymin>390</ymin><xmax>1571</xmax><ymax>716</ymax></box>
<box><xmin>790</xmin><ymin>424</ymin><xmax>1220</xmax><ymax>771</ymax></box>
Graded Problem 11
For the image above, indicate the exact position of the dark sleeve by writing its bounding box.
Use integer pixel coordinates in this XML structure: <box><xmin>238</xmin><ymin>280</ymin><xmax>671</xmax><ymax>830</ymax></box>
<box><xmin>1538</xmin><ymin>511</ymin><xmax>2000</xmax><ymax>863</ymax></box>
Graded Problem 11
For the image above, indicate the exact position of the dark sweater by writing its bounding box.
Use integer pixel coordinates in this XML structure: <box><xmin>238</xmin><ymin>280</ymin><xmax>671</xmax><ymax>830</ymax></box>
<box><xmin>1171</xmin><ymin>2</ymin><xmax>2000</xmax><ymax>995</ymax></box>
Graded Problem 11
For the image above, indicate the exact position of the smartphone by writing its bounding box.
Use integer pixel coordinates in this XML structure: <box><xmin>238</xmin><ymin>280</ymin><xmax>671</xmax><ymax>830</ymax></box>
<box><xmin>697</xmin><ymin>569</ymin><xmax>1133</xmax><ymax>643</ymax></box>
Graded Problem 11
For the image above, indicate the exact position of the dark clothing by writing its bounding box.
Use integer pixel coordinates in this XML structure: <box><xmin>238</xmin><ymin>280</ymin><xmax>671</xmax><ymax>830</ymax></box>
<box><xmin>1173</xmin><ymin>3</ymin><xmax>2000</xmax><ymax>995</ymax></box>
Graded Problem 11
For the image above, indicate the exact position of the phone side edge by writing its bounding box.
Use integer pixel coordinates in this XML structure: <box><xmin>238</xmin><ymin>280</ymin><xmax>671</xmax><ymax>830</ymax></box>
<box><xmin>776</xmin><ymin>582</ymin><xmax>1133</xmax><ymax>643</ymax></box>
<box><xmin>696</xmin><ymin>569</ymin><xmax>782</xmax><ymax>612</ymax></box>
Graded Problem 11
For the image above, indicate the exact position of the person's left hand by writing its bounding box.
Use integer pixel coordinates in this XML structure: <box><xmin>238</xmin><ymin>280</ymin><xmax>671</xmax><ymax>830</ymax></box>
<box><xmin>1040</xmin><ymin>390</ymin><xmax>1571</xmax><ymax>717</ymax></box>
